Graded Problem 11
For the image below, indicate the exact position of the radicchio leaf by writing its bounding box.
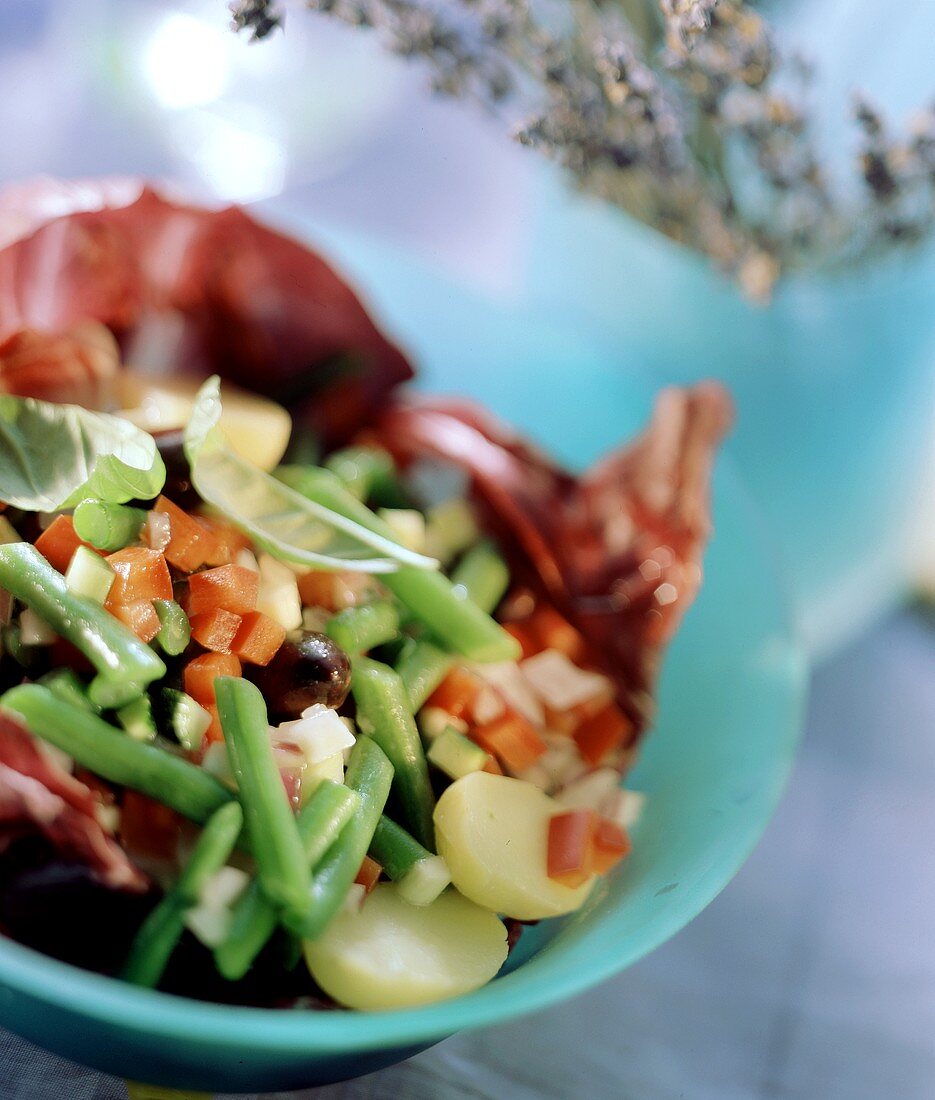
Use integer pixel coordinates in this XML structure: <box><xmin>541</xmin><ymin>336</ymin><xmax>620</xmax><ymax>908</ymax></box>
<box><xmin>0</xmin><ymin>710</ymin><xmax>145</xmax><ymax>892</ymax></box>
<box><xmin>372</xmin><ymin>381</ymin><xmax>734</xmax><ymax>736</ymax></box>
<box><xmin>0</xmin><ymin>178</ymin><xmax>412</xmax><ymax>447</ymax></box>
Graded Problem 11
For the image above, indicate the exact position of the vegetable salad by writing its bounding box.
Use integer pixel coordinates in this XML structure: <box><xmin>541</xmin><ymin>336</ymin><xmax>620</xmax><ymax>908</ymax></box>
<box><xmin>0</xmin><ymin>378</ymin><xmax>646</xmax><ymax>1011</ymax></box>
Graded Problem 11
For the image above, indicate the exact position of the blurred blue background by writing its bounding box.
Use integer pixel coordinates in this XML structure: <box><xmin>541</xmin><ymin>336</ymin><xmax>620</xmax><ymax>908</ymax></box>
<box><xmin>1</xmin><ymin>2</ymin><xmax>935</xmax><ymax>1098</ymax></box>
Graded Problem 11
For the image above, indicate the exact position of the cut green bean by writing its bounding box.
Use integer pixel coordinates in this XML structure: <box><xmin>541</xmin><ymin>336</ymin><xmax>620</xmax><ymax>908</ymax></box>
<box><xmin>215</xmin><ymin>677</ymin><xmax>310</xmax><ymax>925</ymax></box>
<box><xmin>2</xmin><ymin>685</ymin><xmax>232</xmax><ymax>823</ymax></box>
<box><xmin>73</xmin><ymin>500</ymin><xmax>147</xmax><ymax>552</ymax></box>
<box><xmin>0</xmin><ymin>543</ymin><xmax>165</xmax><ymax>708</ymax></box>
<box><xmin>276</xmin><ymin>467</ymin><xmax>519</xmax><ymax>663</ymax></box>
<box><xmin>450</xmin><ymin>540</ymin><xmax>510</xmax><ymax>614</ymax></box>
<box><xmin>324</xmin><ymin>446</ymin><xmax>403</xmax><ymax>504</ymax></box>
<box><xmin>369</xmin><ymin>814</ymin><xmax>432</xmax><ymax>881</ymax></box>
<box><xmin>350</xmin><ymin>656</ymin><xmax>435</xmax><ymax>849</ymax></box>
<box><xmin>152</xmin><ymin>599</ymin><xmax>191</xmax><ymax>656</ymax></box>
<box><xmin>37</xmin><ymin>669</ymin><xmax>98</xmax><ymax>713</ymax></box>
<box><xmin>325</xmin><ymin>600</ymin><xmax>400</xmax><ymax>654</ymax></box>
<box><xmin>214</xmin><ymin>780</ymin><xmax>360</xmax><ymax>980</ymax></box>
<box><xmin>292</xmin><ymin>736</ymin><xmax>393</xmax><ymax>941</ymax></box>
<box><xmin>122</xmin><ymin>801</ymin><xmax>243</xmax><ymax>988</ymax></box>
<box><xmin>395</xmin><ymin>638</ymin><xmax>454</xmax><ymax>712</ymax></box>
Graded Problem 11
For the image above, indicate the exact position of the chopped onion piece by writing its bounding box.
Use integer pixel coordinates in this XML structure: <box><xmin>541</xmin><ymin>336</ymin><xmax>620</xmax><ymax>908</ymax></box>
<box><xmin>304</xmin><ymin>751</ymin><xmax>345</xmax><ymax>794</ymax></box>
<box><xmin>0</xmin><ymin>516</ymin><xmax>21</xmax><ymax>544</ymax></box>
<box><xmin>418</xmin><ymin>706</ymin><xmax>468</xmax><ymax>743</ymax></box>
<box><xmin>256</xmin><ymin>552</ymin><xmax>302</xmax><ymax>631</ymax></box>
<box><xmin>201</xmin><ymin>865</ymin><xmax>251</xmax><ymax>909</ymax></box>
<box><xmin>516</xmin><ymin>762</ymin><xmax>553</xmax><ymax>791</ymax></box>
<box><xmin>20</xmin><ymin>608</ymin><xmax>55</xmax><ymax>646</ymax></box>
<box><xmin>520</xmin><ymin>649</ymin><xmax>613</xmax><ymax>711</ymax></box>
<box><xmin>423</xmin><ymin>497</ymin><xmax>479</xmax><ymax>564</ymax></box>
<box><xmin>472</xmin><ymin>685</ymin><xmax>506</xmax><ymax>725</ymax></box>
<box><xmin>603</xmin><ymin>788</ymin><xmax>646</xmax><ymax>830</ymax></box>
<box><xmin>275</xmin><ymin>705</ymin><xmax>355</xmax><ymax>764</ymax></box>
<box><xmin>144</xmin><ymin>510</ymin><xmax>171</xmax><ymax>552</ymax></box>
<box><xmin>554</xmin><ymin>767</ymin><xmax>621</xmax><ymax>812</ymax></box>
<box><xmin>235</xmin><ymin>547</ymin><xmax>260</xmax><ymax>574</ymax></box>
<box><xmin>342</xmin><ymin>882</ymin><xmax>367</xmax><ymax>913</ymax></box>
<box><xmin>471</xmin><ymin>661</ymin><xmax>544</xmax><ymax>726</ymax></box>
<box><xmin>377</xmin><ymin>508</ymin><xmax>426</xmax><ymax>553</ymax></box>
<box><xmin>201</xmin><ymin>742</ymin><xmax>237</xmax><ymax>789</ymax></box>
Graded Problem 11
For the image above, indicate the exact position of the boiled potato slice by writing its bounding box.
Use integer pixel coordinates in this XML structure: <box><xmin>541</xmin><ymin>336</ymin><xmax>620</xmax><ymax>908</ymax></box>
<box><xmin>303</xmin><ymin>883</ymin><xmax>508</xmax><ymax>1010</ymax></box>
<box><xmin>117</xmin><ymin>371</ymin><xmax>292</xmax><ymax>471</ymax></box>
<box><xmin>434</xmin><ymin>772</ymin><xmax>596</xmax><ymax>920</ymax></box>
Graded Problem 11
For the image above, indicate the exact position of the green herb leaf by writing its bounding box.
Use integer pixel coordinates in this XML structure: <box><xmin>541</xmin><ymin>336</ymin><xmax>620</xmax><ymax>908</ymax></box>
<box><xmin>0</xmin><ymin>395</ymin><xmax>166</xmax><ymax>512</ymax></box>
<box><xmin>183</xmin><ymin>377</ymin><xmax>438</xmax><ymax>574</ymax></box>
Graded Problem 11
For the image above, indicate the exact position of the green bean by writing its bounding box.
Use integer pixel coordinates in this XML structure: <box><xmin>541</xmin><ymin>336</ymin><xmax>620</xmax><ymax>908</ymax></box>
<box><xmin>350</xmin><ymin>656</ymin><xmax>435</xmax><ymax>849</ymax></box>
<box><xmin>214</xmin><ymin>780</ymin><xmax>360</xmax><ymax>980</ymax></box>
<box><xmin>395</xmin><ymin>638</ymin><xmax>454</xmax><ymax>712</ymax></box>
<box><xmin>122</xmin><ymin>801</ymin><xmax>243</xmax><ymax>988</ymax></box>
<box><xmin>450</xmin><ymin>540</ymin><xmax>510</xmax><ymax>614</ymax></box>
<box><xmin>292</xmin><ymin>736</ymin><xmax>393</xmax><ymax>941</ymax></box>
<box><xmin>0</xmin><ymin>543</ymin><xmax>165</xmax><ymax>708</ymax></box>
<box><xmin>152</xmin><ymin>599</ymin><xmax>191</xmax><ymax>656</ymax></box>
<box><xmin>324</xmin><ymin>446</ymin><xmax>404</xmax><ymax>505</ymax></box>
<box><xmin>276</xmin><ymin>467</ymin><xmax>519</xmax><ymax>663</ymax></box>
<box><xmin>72</xmin><ymin>500</ymin><xmax>147</xmax><ymax>552</ymax></box>
<box><xmin>37</xmin><ymin>669</ymin><xmax>98</xmax><ymax>713</ymax></box>
<box><xmin>214</xmin><ymin>677</ymin><xmax>310</xmax><ymax>925</ymax></box>
<box><xmin>369</xmin><ymin>814</ymin><xmax>432</xmax><ymax>881</ymax></box>
<box><xmin>325</xmin><ymin>600</ymin><xmax>400</xmax><ymax>654</ymax></box>
<box><xmin>2</xmin><ymin>685</ymin><xmax>232</xmax><ymax>823</ymax></box>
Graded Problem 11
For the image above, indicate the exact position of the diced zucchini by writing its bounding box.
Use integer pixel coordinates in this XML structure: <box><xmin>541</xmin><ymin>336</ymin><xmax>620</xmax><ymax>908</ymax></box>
<box><xmin>160</xmin><ymin>688</ymin><xmax>212</xmax><ymax>752</ymax></box>
<box><xmin>377</xmin><ymin>509</ymin><xmax>426</xmax><ymax>553</ymax></box>
<box><xmin>423</xmin><ymin>498</ymin><xmax>479</xmax><ymax>564</ymax></box>
<box><xmin>427</xmin><ymin>727</ymin><xmax>489</xmax><ymax>780</ymax></box>
<box><xmin>117</xmin><ymin>695</ymin><xmax>157</xmax><ymax>743</ymax></box>
<box><xmin>64</xmin><ymin>545</ymin><xmax>115</xmax><ymax>604</ymax></box>
<box><xmin>19</xmin><ymin>608</ymin><xmax>56</xmax><ymax>646</ymax></box>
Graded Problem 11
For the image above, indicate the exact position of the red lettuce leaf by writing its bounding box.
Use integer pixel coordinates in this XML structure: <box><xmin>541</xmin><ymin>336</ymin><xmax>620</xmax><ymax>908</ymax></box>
<box><xmin>372</xmin><ymin>382</ymin><xmax>734</xmax><ymax>735</ymax></box>
<box><xmin>0</xmin><ymin>710</ymin><xmax>145</xmax><ymax>892</ymax></box>
<box><xmin>0</xmin><ymin>178</ymin><xmax>412</xmax><ymax>447</ymax></box>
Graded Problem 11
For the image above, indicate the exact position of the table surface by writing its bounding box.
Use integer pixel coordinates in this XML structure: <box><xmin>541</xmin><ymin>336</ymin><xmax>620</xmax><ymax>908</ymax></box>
<box><xmin>2</xmin><ymin>605</ymin><xmax>932</xmax><ymax>1099</ymax></box>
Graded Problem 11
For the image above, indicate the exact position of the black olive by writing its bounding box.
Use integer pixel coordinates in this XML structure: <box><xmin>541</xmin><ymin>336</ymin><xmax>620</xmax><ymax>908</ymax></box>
<box><xmin>246</xmin><ymin>631</ymin><xmax>351</xmax><ymax>720</ymax></box>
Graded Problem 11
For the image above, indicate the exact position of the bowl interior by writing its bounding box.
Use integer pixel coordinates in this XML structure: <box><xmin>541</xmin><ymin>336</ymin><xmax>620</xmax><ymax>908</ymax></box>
<box><xmin>0</xmin><ymin>224</ymin><xmax>806</xmax><ymax>1092</ymax></box>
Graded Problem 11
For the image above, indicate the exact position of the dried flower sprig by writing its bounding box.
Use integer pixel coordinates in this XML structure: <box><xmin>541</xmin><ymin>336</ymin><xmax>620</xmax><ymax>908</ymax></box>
<box><xmin>230</xmin><ymin>0</ymin><xmax>935</xmax><ymax>297</ymax></box>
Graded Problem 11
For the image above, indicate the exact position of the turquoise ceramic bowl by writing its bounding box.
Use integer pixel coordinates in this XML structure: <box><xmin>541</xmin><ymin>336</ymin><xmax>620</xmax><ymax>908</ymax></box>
<box><xmin>0</xmin><ymin>231</ymin><xmax>806</xmax><ymax>1092</ymax></box>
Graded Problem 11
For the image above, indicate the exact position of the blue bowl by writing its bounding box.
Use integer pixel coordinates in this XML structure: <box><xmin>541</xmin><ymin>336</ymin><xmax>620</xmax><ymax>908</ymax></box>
<box><xmin>0</xmin><ymin>229</ymin><xmax>806</xmax><ymax>1092</ymax></box>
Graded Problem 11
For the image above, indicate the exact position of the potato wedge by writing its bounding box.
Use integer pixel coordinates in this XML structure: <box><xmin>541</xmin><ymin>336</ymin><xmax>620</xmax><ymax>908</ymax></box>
<box><xmin>434</xmin><ymin>772</ymin><xmax>596</xmax><ymax>919</ymax></box>
<box><xmin>303</xmin><ymin>883</ymin><xmax>508</xmax><ymax>1010</ymax></box>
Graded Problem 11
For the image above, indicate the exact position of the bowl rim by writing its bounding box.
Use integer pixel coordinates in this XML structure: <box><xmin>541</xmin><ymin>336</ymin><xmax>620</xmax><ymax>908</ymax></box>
<box><xmin>0</xmin><ymin>463</ymin><xmax>808</xmax><ymax>1060</ymax></box>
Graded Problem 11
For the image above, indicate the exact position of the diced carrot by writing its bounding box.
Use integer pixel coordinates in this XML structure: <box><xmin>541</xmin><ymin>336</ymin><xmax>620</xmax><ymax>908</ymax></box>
<box><xmin>573</xmin><ymin>703</ymin><xmax>633</xmax><ymax>767</ymax></box>
<box><xmin>482</xmin><ymin>754</ymin><xmax>503</xmax><ymax>775</ymax></box>
<box><xmin>528</xmin><ymin>605</ymin><xmax>587</xmax><ymax>662</ymax></box>
<box><xmin>196</xmin><ymin>515</ymin><xmax>250</xmax><ymax>567</ymax></box>
<box><xmin>105</xmin><ymin>547</ymin><xmax>172</xmax><ymax>604</ymax></box>
<box><xmin>503</xmin><ymin>622</ymin><xmax>540</xmax><ymax>659</ymax></box>
<box><xmin>591</xmin><ymin>818</ymin><xmax>632</xmax><ymax>874</ymax></box>
<box><xmin>155</xmin><ymin>495</ymin><xmax>214</xmax><ymax>572</ymax></box>
<box><xmin>184</xmin><ymin>652</ymin><xmax>242</xmax><ymax>707</ymax></box>
<box><xmin>119</xmin><ymin>790</ymin><xmax>183</xmax><ymax>865</ymax></box>
<box><xmin>233</xmin><ymin>610</ymin><xmax>286</xmax><ymax>666</ymax></box>
<box><xmin>471</xmin><ymin>711</ymin><xmax>547</xmax><ymax>773</ymax></box>
<box><xmin>547</xmin><ymin>810</ymin><xmax>596</xmax><ymax>888</ymax></box>
<box><xmin>34</xmin><ymin>515</ymin><xmax>98</xmax><ymax>574</ymax></box>
<box><xmin>354</xmin><ymin>855</ymin><xmax>382</xmax><ymax>894</ymax></box>
<box><xmin>108</xmin><ymin>599</ymin><xmax>161</xmax><ymax>643</ymax></box>
<box><xmin>190</xmin><ymin>608</ymin><xmax>242</xmax><ymax>654</ymax></box>
<box><xmin>188</xmin><ymin>564</ymin><xmax>259</xmax><ymax>616</ymax></box>
<box><xmin>427</xmin><ymin>666</ymin><xmax>485</xmax><ymax>722</ymax></box>
<box><xmin>297</xmin><ymin>570</ymin><xmax>377</xmax><ymax>612</ymax></box>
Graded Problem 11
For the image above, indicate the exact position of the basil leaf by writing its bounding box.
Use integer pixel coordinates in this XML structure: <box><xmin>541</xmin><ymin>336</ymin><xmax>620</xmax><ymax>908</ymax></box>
<box><xmin>183</xmin><ymin>377</ymin><xmax>438</xmax><ymax>574</ymax></box>
<box><xmin>0</xmin><ymin>395</ymin><xmax>166</xmax><ymax>512</ymax></box>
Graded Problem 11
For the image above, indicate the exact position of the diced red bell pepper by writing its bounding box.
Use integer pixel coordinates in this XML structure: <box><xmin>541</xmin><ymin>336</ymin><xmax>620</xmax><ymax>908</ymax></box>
<box><xmin>573</xmin><ymin>703</ymin><xmax>633</xmax><ymax>767</ymax></box>
<box><xmin>188</xmin><ymin>564</ymin><xmax>259</xmax><ymax>616</ymax></box>
<box><xmin>119</xmin><ymin>791</ymin><xmax>183</xmax><ymax>865</ymax></box>
<box><xmin>154</xmin><ymin>495</ymin><xmax>214</xmax><ymax>573</ymax></box>
<box><xmin>233</xmin><ymin>610</ymin><xmax>286</xmax><ymax>666</ymax></box>
<box><xmin>427</xmin><ymin>666</ymin><xmax>485</xmax><ymax>722</ymax></box>
<box><xmin>184</xmin><ymin>652</ymin><xmax>242</xmax><ymax>707</ymax></box>
<box><xmin>471</xmin><ymin>711</ymin><xmax>547</xmax><ymax>773</ymax></box>
<box><xmin>105</xmin><ymin>547</ymin><xmax>173</xmax><ymax>604</ymax></box>
<box><xmin>591</xmin><ymin>818</ymin><xmax>632</xmax><ymax>874</ymax></box>
<box><xmin>528</xmin><ymin>605</ymin><xmax>588</xmax><ymax>663</ymax></box>
<box><xmin>34</xmin><ymin>515</ymin><xmax>99</xmax><ymax>574</ymax></box>
<box><xmin>503</xmin><ymin>621</ymin><xmax>540</xmax><ymax>659</ymax></box>
<box><xmin>190</xmin><ymin>608</ymin><xmax>242</xmax><ymax>654</ymax></box>
<box><xmin>354</xmin><ymin>855</ymin><xmax>382</xmax><ymax>894</ymax></box>
<box><xmin>108</xmin><ymin>599</ymin><xmax>161</xmax><ymax>643</ymax></box>
<box><xmin>547</xmin><ymin>809</ymin><xmax>597</xmax><ymax>888</ymax></box>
